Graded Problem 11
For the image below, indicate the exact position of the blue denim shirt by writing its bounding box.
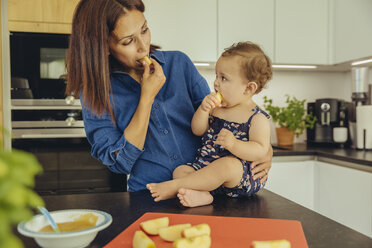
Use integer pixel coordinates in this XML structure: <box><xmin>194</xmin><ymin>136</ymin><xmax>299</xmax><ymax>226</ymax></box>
<box><xmin>82</xmin><ymin>50</ymin><xmax>210</xmax><ymax>192</ymax></box>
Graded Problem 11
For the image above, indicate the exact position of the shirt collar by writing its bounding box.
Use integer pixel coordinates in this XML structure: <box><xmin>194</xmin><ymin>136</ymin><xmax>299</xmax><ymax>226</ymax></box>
<box><xmin>150</xmin><ymin>49</ymin><xmax>165</xmax><ymax>65</ymax></box>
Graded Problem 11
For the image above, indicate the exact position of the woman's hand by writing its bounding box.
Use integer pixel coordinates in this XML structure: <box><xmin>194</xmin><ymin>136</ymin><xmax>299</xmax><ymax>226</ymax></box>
<box><xmin>140</xmin><ymin>58</ymin><xmax>166</xmax><ymax>101</ymax></box>
<box><xmin>251</xmin><ymin>145</ymin><xmax>273</xmax><ymax>183</ymax></box>
<box><xmin>200</xmin><ymin>93</ymin><xmax>220</xmax><ymax>113</ymax></box>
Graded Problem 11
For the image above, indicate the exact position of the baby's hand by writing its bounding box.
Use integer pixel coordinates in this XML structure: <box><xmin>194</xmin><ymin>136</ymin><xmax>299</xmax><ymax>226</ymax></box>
<box><xmin>215</xmin><ymin>128</ymin><xmax>236</xmax><ymax>150</ymax></box>
<box><xmin>200</xmin><ymin>93</ymin><xmax>220</xmax><ymax>113</ymax></box>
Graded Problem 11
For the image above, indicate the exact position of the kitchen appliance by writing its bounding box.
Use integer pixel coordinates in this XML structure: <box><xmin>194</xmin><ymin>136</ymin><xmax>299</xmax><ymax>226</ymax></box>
<box><xmin>348</xmin><ymin>67</ymin><xmax>371</xmax><ymax>148</ymax></box>
<box><xmin>307</xmin><ymin>98</ymin><xmax>350</xmax><ymax>146</ymax></box>
<box><xmin>356</xmin><ymin>105</ymin><xmax>372</xmax><ymax>150</ymax></box>
<box><xmin>10</xmin><ymin>32</ymin><xmax>83</xmax><ymax>140</ymax></box>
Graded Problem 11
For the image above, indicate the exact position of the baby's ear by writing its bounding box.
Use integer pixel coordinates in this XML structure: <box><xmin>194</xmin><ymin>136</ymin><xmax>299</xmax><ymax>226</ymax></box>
<box><xmin>245</xmin><ymin>81</ymin><xmax>258</xmax><ymax>94</ymax></box>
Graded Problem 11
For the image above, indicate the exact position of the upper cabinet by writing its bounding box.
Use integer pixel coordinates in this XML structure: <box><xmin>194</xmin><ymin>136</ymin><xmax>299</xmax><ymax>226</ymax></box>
<box><xmin>275</xmin><ymin>0</ymin><xmax>329</xmax><ymax>64</ymax></box>
<box><xmin>8</xmin><ymin>0</ymin><xmax>79</xmax><ymax>34</ymax></box>
<box><xmin>143</xmin><ymin>0</ymin><xmax>217</xmax><ymax>62</ymax></box>
<box><xmin>333</xmin><ymin>0</ymin><xmax>372</xmax><ymax>63</ymax></box>
<box><xmin>218</xmin><ymin>0</ymin><xmax>274</xmax><ymax>62</ymax></box>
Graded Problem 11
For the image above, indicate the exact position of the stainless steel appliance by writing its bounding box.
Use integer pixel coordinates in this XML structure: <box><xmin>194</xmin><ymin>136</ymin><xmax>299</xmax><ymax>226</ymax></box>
<box><xmin>9</xmin><ymin>32</ymin><xmax>84</xmax><ymax>139</ymax></box>
<box><xmin>348</xmin><ymin>67</ymin><xmax>372</xmax><ymax>148</ymax></box>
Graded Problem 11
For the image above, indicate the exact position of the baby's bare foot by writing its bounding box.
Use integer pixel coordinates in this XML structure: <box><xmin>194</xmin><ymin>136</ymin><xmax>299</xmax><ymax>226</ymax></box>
<box><xmin>177</xmin><ymin>188</ymin><xmax>213</xmax><ymax>207</ymax></box>
<box><xmin>146</xmin><ymin>181</ymin><xmax>178</xmax><ymax>202</ymax></box>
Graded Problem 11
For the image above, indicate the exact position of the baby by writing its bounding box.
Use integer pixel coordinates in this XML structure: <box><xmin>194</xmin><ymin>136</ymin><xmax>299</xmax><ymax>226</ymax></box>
<box><xmin>147</xmin><ymin>41</ymin><xmax>273</xmax><ymax>207</ymax></box>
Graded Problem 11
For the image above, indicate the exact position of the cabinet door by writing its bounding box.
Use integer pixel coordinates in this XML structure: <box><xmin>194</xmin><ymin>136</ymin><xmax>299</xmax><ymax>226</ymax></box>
<box><xmin>41</xmin><ymin>0</ymin><xmax>80</xmax><ymax>24</ymax></box>
<box><xmin>8</xmin><ymin>0</ymin><xmax>43</xmax><ymax>22</ymax></box>
<box><xmin>316</xmin><ymin>161</ymin><xmax>372</xmax><ymax>238</ymax></box>
<box><xmin>333</xmin><ymin>0</ymin><xmax>372</xmax><ymax>63</ymax></box>
<box><xmin>218</xmin><ymin>0</ymin><xmax>274</xmax><ymax>60</ymax></box>
<box><xmin>8</xmin><ymin>0</ymin><xmax>79</xmax><ymax>33</ymax></box>
<box><xmin>143</xmin><ymin>0</ymin><xmax>217</xmax><ymax>62</ymax></box>
<box><xmin>265</xmin><ymin>160</ymin><xmax>315</xmax><ymax>210</ymax></box>
<box><xmin>275</xmin><ymin>0</ymin><xmax>329</xmax><ymax>64</ymax></box>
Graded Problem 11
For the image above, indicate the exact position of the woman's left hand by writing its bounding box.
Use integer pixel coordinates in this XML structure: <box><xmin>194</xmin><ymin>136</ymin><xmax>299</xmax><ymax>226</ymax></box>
<box><xmin>251</xmin><ymin>146</ymin><xmax>273</xmax><ymax>183</ymax></box>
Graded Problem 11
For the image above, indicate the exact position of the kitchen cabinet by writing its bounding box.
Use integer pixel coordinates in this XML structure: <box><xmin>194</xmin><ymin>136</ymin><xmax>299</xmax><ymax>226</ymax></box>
<box><xmin>218</xmin><ymin>0</ymin><xmax>274</xmax><ymax>60</ymax></box>
<box><xmin>142</xmin><ymin>0</ymin><xmax>217</xmax><ymax>62</ymax></box>
<box><xmin>275</xmin><ymin>0</ymin><xmax>329</xmax><ymax>64</ymax></box>
<box><xmin>332</xmin><ymin>0</ymin><xmax>372</xmax><ymax>63</ymax></box>
<box><xmin>267</xmin><ymin>156</ymin><xmax>372</xmax><ymax>238</ymax></box>
<box><xmin>8</xmin><ymin>0</ymin><xmax>79</xmax><ymax>34</ymax></box>
<box><xmin>316</xmin><ymin>161</ymin><xmax>372</xmax><ymax>238</ymax></box>
<box><xmin>265</xmin><ymin>159</ymin><xmax>316</xmax><ymax>210</ymax></box>
<box><xmin>28</xmin><ymin>148</ymin><xmax>127</xmax><ymax>194</ymax></box>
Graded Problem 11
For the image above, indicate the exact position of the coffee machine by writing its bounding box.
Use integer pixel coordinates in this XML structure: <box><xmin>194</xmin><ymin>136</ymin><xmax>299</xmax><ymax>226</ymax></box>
<box><xmin>307</xmin><ymin>98</ymin><xmax>350</xmax><ymax>146</ymax></box>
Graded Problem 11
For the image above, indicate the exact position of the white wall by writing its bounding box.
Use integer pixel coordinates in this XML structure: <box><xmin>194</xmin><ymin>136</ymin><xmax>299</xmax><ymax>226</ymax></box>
<box><xmin>198</xmin><ymin>68</ymin><xmax>353</xmax><ymax>143</ymax></box>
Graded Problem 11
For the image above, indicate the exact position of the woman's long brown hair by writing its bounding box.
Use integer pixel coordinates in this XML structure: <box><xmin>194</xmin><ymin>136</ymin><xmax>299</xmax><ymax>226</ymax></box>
<box><xmin>66</xmin><ymin>0</ymin><xmax>157</xmax><ymax>123</ymax></box>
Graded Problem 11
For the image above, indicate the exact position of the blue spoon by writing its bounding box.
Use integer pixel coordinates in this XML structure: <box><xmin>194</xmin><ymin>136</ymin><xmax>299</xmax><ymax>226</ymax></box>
<box><xmin>37</xmin><ymin>206</ymin><xmax>60</xmax><ymax>233</ymax></box>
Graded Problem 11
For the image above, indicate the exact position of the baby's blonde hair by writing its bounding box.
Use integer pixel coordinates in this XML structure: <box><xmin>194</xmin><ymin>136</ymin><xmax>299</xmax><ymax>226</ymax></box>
<box><xmin>222</xmin><ymin>42</ymin><xmax>272</xmax><ymax>94</ymax></box>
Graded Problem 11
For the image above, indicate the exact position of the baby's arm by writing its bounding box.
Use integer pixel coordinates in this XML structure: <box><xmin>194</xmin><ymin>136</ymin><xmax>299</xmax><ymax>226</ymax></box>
<box><xmin>191</xmin><ymin>93</ymin><xmax>220</xmax><ymax>136</ymax></box>
<box><xmin>215</xmin><ymin>113</ymin><xmax>270</xmax><ymax>161</ymax></box>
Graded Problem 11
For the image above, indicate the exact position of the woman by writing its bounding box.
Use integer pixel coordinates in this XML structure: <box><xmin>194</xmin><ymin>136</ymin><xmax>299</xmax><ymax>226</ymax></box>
<box><xmin>66</xmin><ymin>0</ymin><xmax>272</xmax><ymax>192</ymax></box>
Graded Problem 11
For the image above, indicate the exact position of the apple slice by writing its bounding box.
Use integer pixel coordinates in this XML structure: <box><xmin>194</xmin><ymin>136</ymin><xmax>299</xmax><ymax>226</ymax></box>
<box><xmin>132</xmin><ymin>230</ymin><xmax>156</xmax><ymax>248</ymax></box>
<box><xmin>252</xmin><ymin>239</ymin><xmax>291</xmax><ymax>248</ymax></box>
<box><xmin>173</xmin><ymin>235</ymin><xmax>211</xmax><ymax>248</ymax></box>
<box><xmin>140</xmin><ymin>56</ymin><xmax>152</xmax><ymax>65</ymax></box>
<box><xmin>216</xmin><ymin>92</ymin><xmax>223</xmax><ymax>106</ymax></box>
<box><xmin>140</xmin><ymin>217</ymin><xmax>169</xmax><ymax>235</ymax></box>
<box><xmin>182</xmin><ymin>224</ymin><xmax>211</xmax><ymax>238</ymax></box>
<box><xmin>159</xmin><ymin>223</ymin><xmax>192</xmax><ymax>242</ymax></box>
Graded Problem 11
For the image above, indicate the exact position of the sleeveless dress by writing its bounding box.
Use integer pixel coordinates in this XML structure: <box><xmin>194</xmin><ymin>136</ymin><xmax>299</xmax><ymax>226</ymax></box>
<box><xmin>186</xmin><ymin>106</ymin><xmax>270</xmax><ymax>197</ymax></box>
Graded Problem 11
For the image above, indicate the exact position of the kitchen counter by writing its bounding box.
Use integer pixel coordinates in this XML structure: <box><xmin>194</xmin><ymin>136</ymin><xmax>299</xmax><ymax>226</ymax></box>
<box><xmin>273</xmin><ymin>143</ymin><xmax>372</xmax><ymax>168</ymax></box>
<box><xmin>18</xmin><ymin>190</ymin><xmax>372</xmax><ymax>248</ymax></box>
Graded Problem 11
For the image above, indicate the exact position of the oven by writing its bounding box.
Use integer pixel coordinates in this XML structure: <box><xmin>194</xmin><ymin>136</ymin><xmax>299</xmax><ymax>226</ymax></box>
<box><xmin>10</xmin><ymin>32</ymin><xmax>84</xmax><ymax>139</ymax></box>
<box><xmin>8</xmin><ymin>32</ymin><xmax>126</xmax><ymax>194</ymax></box>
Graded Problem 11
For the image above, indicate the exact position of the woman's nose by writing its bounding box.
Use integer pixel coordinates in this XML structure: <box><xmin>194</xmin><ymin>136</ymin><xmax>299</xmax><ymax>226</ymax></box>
<box><xmin>137</xmin><ymin>38</ymin><xmax>146</xmax><ymax>53</ymax></box>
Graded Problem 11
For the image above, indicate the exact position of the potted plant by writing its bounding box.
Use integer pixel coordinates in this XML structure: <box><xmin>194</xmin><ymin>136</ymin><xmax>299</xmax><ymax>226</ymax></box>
<box><xmin>263</xmin><ymin>95</ymin><xmax>316</xmax><ymax>146</ymax></box>
<box><xmin>0</xmin><ymin>131</ymin><xmax>44</xmax><ymax>248</ymax></box>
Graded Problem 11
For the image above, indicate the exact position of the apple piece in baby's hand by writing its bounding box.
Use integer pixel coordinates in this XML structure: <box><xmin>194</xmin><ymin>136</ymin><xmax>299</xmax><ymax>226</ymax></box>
<box><xmin>215</xmin><ymin>92</ymin><xmax>223</xmax><ymax>106</ymax></box>
<box><xmin>159</xmin><ymin>223</ymin><xmax>192</xmax><ymax>242</ymax></box>
<box><xmin>251</xmin><ymin>239</ymin><xmax>291</xmax><ymax>248</ymax></box>
<box><xmin>182</xmin><ymin>224</ymin><xmax>211</xmax><ymax>238</ymax></box>
<box><xmin>140</xmin><ymin>217</ymin><xmax>169</xmax><ymax>235</ymax></box>
<box><xmin>173</xmin><ymin>235</ymin><xmax>211</xmax><ymax>248</ymax></box>
<box><xmin>133</xmin><ymin>230</ymin><xmax>156</xmax><ymax>248</ymax></box>
<box><xmin>140</xmin><ymin>56</ymin><xmax>152</xmax><ymax>65</ymax></box>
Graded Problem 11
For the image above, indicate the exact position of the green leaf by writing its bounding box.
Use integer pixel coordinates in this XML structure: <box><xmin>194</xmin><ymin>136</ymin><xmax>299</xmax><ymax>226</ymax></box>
<box><xmin>263</xmin><ymin>95</ymin><xmax>317</xmax><ymax>137</ymax></box>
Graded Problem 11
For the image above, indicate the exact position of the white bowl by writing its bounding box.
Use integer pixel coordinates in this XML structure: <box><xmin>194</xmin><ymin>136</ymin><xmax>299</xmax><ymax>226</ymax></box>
<box><xmin>17</xmin><ymin>209</ymin><xmax>112</xmax><ymax>248</ymax></box>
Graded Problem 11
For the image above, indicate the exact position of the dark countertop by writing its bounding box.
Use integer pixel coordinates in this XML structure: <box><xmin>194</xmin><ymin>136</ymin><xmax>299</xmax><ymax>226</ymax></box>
<box><xmin>18</xmin><ymin>190</ymin><xmax>372</xmax><ymax>248</ymax></box>
<box><xmin>273</xmin><ymin>143</ymin><xmax>372</xmax><ymax>167</ymax></box>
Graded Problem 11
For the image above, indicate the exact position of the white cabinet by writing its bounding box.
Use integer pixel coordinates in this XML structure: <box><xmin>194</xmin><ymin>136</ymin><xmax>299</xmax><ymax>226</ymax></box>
<box><xmin>267</xmin><ymin>157</ymin><xmax>372</xmax><ymax>238</ymax></box>
<box><xmin>217</xmin><ymin>0</ymin><xmax>274</xmax><ymax>60</ymax></box>
<box><xmin>142</xmin><ymin>0</ymin><xmax>217</xmax><ymax>62</ymax></box>
<box><xmin>316</xmin><ymin>161</ymin><xmax>372</xmax><ymax>238</ymax></box>
<box><xmin>332</xmin><ymin>0</ymin><xmax>372</xmax><ymax>63</ymax></box>
<box><xmin>275</xmin><ymin>0</ymin><xmax>329</xmax><ymax>64</ymax></box>
<box><xmin>265</xmin><ymin>159</ymin><xmax>316</xmax><ymax>210</ymax></box>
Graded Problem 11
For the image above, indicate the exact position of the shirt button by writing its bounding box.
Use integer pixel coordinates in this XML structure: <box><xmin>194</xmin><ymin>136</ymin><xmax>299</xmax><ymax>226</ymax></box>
<box><xmin>173</xmin><ymin>155</ymin><xmax>178</xmax><ymax>160</ymax></box>
<box><xmin>163</xmin><ymin>129</ymin><xmax>169</xmax><ymax>134</ymax></box>
<box><xmin>155</xmin><ymin>103</ymin><xmax>160</xmax><ymax>109</ymax></box>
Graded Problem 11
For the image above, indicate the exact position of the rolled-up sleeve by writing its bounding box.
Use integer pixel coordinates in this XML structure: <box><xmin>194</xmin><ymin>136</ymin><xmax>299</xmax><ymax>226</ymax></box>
<box><xmin>83</xmin><ymin>108</ymin><xmax>144</xmax><ymax>174</ymax></box>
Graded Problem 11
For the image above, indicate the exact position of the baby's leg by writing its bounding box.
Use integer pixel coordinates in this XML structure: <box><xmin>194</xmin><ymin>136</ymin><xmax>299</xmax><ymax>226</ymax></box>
<box><xmin>173</xmin><ymin>165</ymin><xmax>214</xmax><ymax>207</ymax></box>
<box><xmin>173</xmin><ymin>165</ymin><xmax>196</xmax><ymax>179</ymax></box>
<box><xmin>147</xmin><ymin>156</ymin><xmax>243</xmax><ymax>201</ymax></box>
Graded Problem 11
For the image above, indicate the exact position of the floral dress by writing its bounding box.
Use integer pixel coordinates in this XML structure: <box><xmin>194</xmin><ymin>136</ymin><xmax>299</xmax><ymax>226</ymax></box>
<box><xmin>186</xmin><ymin>106</ymin><xmax>270</xmax><ymax>197</ymax></box>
